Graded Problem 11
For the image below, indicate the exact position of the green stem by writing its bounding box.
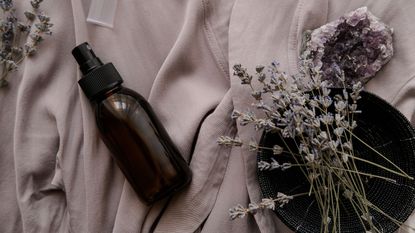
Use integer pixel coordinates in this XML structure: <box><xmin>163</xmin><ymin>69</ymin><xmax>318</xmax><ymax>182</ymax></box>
<box><xmin>347</xmin><ymin>129</ymin><xmax>412</xmax><ymax>179</ymax></box>
<box><xmin>327</xmin><ymin>165</ymin><xmax>396</xmax><ymax>182</ymax></box>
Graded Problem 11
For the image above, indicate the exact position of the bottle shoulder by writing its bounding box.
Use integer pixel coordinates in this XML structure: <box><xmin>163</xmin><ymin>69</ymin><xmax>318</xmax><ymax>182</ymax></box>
<box><xmin>93</xmin><ymin>86</ymin><xmax>145</xmax><ymax>105</ymax></box>
<box><xmin>117</xmin><ymin>87</ymin><xmax>146</xmax><ymax>101</ymax></box>
<box><xmin>94</xmin><ymin>86</ymin><xmax>150</xmax><ymax>120</ymax></box>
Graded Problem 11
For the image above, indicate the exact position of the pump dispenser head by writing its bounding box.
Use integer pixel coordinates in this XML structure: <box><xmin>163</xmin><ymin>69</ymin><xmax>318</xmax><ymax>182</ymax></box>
<box><xmin>72</xmin><ymin>42</ymin><xmax>123</xmax><ymax>100</ymax></box>
<box><xmin>72</xmin><ymin>42</ymin><xmax>103</xmax><ymax>75</ymax></box>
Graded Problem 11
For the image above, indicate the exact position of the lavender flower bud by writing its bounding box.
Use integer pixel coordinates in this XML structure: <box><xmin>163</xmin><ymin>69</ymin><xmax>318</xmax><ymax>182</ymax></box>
<box><xmin>30</xmin><ymin>0</ymin><xmax>43</xmax><ymax>9</ymax></box>
<box><xmin>229</xmin><ymin>204</ymin><xmax>247</xmax><ymax>220</ymax></box>
<box><xmin>233</xmin><ymin>64</ymin><xmax>252</xmax><ymax>85</ymax></box>
<box><xmin>231</xmin><ymin>110</ymin><xmax>242</xmax><ymax>119</ymax></box>
<box><xmin>248</xmin><ymin>141</ymin><xmax>258</xmax><ymax>151</ymax></box>
<box><xmin>260</xmin><ymin>198</ymin><xmax>276</xmax><ymax>210</ymax></box>
<box><xmin>255</xmin><ymin>65</ymin><xmax>265</xmax><ymax>73</ymax></box>
<box><xmin>272</xmin><ymin>145</ymin><xmax>283</xmax><ymax>155</ymax></box>
<box><xmin>24</xmin><ymin>11</ymin><xmax>36</xmax><ymax>21</ymax></box>
<box><xmin>0</xmin><ymin>79</ymin><xmax>8</xmax><ymax>87</ymax></box>
<box><xmin>251</xmin><ymin>91</ymin><xmax>262</xmax><ymax>100</ymax></box>
<box><xmin>0</xmin><ymin>0</ymin><xmax>13</xmax><ymax>11</ymax></box>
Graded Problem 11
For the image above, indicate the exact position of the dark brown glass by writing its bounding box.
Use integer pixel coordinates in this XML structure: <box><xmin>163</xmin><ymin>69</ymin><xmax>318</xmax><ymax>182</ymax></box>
<box><xmin>92</xmin><ymin>86</ymin><xmax>192</xmax><ymax>204</ymax></box>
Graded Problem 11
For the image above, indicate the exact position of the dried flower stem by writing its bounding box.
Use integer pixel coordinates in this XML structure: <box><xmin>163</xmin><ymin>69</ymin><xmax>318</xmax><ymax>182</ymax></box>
<box><xmin>347</xmin><ymin>129</ymin><xmax>412</xmax><ymax>179</ymax></box>
<box><xmin>223</xmin><ymin>61</ymin><xmax>413</xmax><ymax>233</ymax></box>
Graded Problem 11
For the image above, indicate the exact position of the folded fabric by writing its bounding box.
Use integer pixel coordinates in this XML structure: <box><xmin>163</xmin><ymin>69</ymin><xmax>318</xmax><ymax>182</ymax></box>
<box><xmin>1</xmin><ymin>0</ymin><xmax>414</xmax><ymax>232</ymax></box>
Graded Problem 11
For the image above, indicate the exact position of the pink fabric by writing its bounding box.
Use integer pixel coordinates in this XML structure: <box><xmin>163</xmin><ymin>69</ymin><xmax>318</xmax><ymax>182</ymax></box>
<box><xmin>0</xmin><ymin>0</ymin><xmax>414</xmax><ymax>232</ymax></box>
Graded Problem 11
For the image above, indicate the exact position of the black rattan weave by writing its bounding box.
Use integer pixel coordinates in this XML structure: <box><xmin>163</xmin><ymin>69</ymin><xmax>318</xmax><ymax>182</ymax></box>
<box><xmin>257</xmin><ymin>89</ymin><xmax>415</xmax><ymax>233</ymax></box>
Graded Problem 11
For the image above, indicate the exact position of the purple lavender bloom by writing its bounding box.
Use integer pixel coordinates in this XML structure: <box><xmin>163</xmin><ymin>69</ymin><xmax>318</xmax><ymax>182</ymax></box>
<box><xmin>301</xmin><ymin>7</ymin><xmax>394</xmax><ymax>87</ymax></box>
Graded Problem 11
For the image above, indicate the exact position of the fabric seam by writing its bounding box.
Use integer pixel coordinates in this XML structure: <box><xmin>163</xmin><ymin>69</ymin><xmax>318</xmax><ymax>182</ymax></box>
<box><xmin>201</xmin><ymin>0</ymin><xmax>230</xmax><ymax>81</ymax></box>
<box><xmin>62</xmin><ymin>2</ymin><xmax>77</xmax><ymax>232</ymax></box>
<box><xmin>194</xmin><ymin>110</ymin><xmax>236</xmax><ymax>232</ymax></box>
<box><xmin>287</xmin><ymin>0</ymin><xmax>304</xmax><ymax>75</ymax></box>
<box><xmin>391</xmin><ymin>74</ymin><xmax>415</xmax><ymax>104</ymax></box>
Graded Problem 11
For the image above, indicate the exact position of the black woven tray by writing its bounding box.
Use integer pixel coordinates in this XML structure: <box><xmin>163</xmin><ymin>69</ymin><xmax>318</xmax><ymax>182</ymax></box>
<box><xmin>257</xmin><ymin>89</ymin><xmax>415</xmax><ymax>233</ymax></box>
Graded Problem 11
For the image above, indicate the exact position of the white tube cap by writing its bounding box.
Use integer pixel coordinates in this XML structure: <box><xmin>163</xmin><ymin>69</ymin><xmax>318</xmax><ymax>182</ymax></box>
<box><xmin>87</xmin><ymin>0</ymin><xmax>118</xmax><ymax>28</ymax></box>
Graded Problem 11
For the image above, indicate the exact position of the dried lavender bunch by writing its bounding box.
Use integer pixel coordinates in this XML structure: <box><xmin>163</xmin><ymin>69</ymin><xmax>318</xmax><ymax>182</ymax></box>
<box><xmin>221</xmin><ymin>62</ymin><xmax>413</xmax><ymax>233</ymax></box>
<box><xmin>0</xmin><ymin>0</ymin><xmax>52</xmax><ymax>87</ymax></box>
<box><xmin>301</xmin><ymin>7</ymin><xmax>393</xmax><ymax>88</ymax></box>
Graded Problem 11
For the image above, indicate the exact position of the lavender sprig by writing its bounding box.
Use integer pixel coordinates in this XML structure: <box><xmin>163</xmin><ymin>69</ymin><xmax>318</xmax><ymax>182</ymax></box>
<box><xmin>229</xmin><ymin>193</ymin><xmax>294</xmax><ymax>220</ymax></box>
<box><xmin>0</xmin><ymin>0</ymin><xmax>52</xmax><ymax>88</ymax></box>
<box><xmin>217</xmin><ymin>136</ymin><xmax>243</xmax><ymax>147</ymax></box>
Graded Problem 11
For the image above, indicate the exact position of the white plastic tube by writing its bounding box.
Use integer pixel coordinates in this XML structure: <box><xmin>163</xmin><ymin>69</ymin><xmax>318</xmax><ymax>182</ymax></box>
<box><xmin>87</xmin><ymin>0</ymin><xmax>118</xmax><ymax>28</ymax></box>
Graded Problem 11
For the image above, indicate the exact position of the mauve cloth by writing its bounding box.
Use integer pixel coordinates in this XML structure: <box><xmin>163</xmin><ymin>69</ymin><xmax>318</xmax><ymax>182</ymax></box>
<box><xmin>0</xmin><ymin>0</ymin><xmax>414</xmax><ymax>233</ymax></box>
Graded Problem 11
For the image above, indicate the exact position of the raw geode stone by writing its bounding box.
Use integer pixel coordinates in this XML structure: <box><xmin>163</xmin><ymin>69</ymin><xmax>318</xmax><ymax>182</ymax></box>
<box><xmin>301</xmin><ymin>7</ymin><xmax>394</xmax><ymax>87</ymax></box>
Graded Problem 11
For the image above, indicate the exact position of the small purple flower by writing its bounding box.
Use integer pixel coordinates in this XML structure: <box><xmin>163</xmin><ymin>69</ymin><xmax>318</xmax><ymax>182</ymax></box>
<box><xmin>301</xmin><ymin>7</ymin><xmax>394</xmax><ymax>87</ymax></box>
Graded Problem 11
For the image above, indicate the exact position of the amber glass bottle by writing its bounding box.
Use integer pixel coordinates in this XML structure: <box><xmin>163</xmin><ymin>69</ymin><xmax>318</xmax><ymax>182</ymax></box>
<box><xmin>72</xmin><ymin>42</ymin><xmax>192</xmax><ymax>204</ymax></box>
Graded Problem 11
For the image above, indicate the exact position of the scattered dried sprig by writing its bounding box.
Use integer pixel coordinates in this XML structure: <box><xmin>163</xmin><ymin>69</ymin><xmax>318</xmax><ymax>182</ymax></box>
<box><xmin>217</xmin><ymin>136</ymin><xmax>243</xmax><ymax>147</ymax></box>
<box><xmin>229</xmin><ymin>192</ymin><xmax>295</xmax><ymax>220</ymax></box>
<box><xmin>0</xmin><ymin>0</ymin><xmax>52</xmax><ymax>87</ymax></box>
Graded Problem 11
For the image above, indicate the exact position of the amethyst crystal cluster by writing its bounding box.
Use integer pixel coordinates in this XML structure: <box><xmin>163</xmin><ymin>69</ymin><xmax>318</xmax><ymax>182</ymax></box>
<box><xmin>301</xmin><ymin>7</ymin><xmax>394</xmax><ymax>87</ymax></box>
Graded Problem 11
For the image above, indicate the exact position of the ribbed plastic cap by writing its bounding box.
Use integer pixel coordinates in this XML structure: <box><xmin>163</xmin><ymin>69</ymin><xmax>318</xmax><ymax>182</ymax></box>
<box><xmin>77</xmin><ymin>63</ymin><xmax>123</xmax><ymax>100</ymax></box>
<box><xmin>72</xmin><ymin>42</ymin><xmax>123</xmax><ymax>100</ymax></box>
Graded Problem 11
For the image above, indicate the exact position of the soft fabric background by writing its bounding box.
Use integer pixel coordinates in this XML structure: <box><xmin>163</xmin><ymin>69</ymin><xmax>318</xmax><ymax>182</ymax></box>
<box><xmin>0</xmin><ymin>0</ymin><xmax>414</xmax><ymax>232</ymax></box>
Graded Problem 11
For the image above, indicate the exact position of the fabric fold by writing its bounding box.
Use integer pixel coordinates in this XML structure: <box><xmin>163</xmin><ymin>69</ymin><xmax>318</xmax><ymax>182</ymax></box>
<box><xmin>13</xmin><ymin>1</ymin><xmax>77</xmax><ymax>232</ymax></box>
<box><xmin>153</xmin><ymin>90</ymin><xmax>235</xmax><ymax>233</ymax></box>
<box><xmin>4</xmin><ymin>0</ymin><xmax>415</xmax><ymax>232</ymax></box>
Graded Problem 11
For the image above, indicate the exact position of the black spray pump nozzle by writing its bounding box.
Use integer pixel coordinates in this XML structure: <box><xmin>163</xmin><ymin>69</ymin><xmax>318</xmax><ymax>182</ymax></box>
<box><xmin>72</xmin><ymin>42</ymin><xmax>123</xmax><ymax>100</ymax></box>
<box><xmin>72</xmin><ymin>42</ymin><xmax>103</xmax><ymax>75</ymax></box>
